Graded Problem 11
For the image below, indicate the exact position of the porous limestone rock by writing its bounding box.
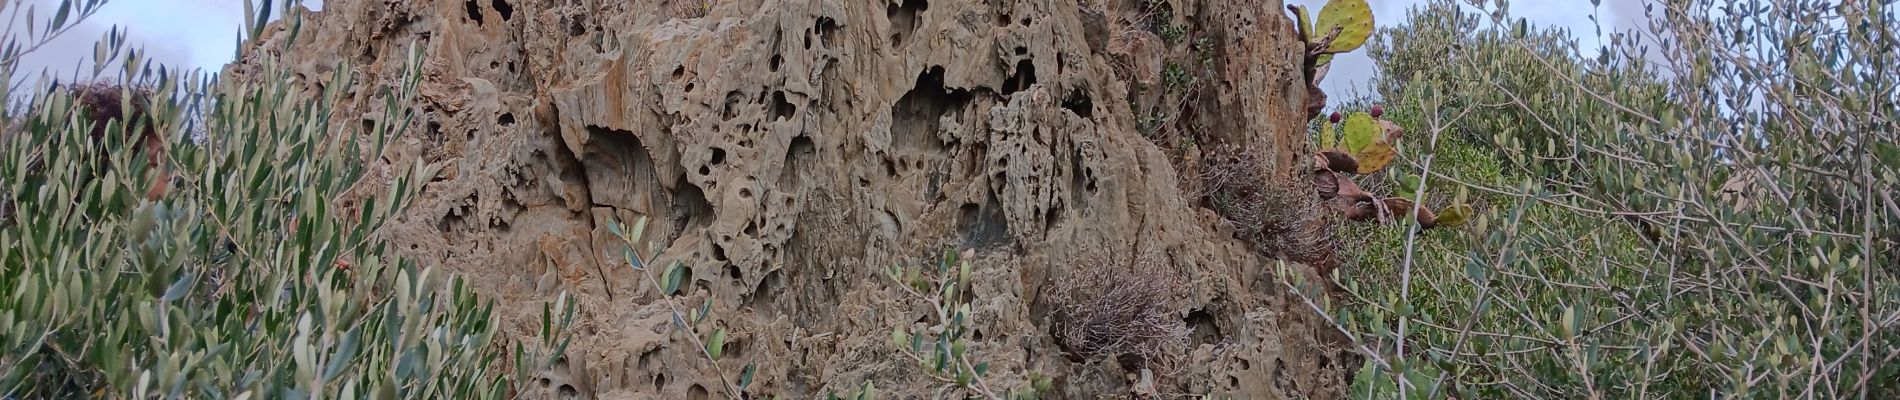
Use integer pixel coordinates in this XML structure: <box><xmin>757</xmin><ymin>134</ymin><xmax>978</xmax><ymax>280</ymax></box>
<box><xmin>227</xmin><ymin>0</ymin><xmax>1349</xmax><ymax>398</ymax></box>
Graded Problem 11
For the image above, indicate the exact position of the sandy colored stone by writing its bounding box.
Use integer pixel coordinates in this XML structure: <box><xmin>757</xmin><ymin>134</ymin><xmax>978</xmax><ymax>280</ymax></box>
<box><xmin>226</xmin><ymin>0</ymin><xmax>1349</xmax><ymax>398</ymax></box>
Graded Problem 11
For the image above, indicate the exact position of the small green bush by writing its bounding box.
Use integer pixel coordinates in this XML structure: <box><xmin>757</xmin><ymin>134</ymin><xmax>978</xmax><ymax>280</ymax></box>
<box><xmin>1298</xmin><ymin>0</ymin><xmax>1899</xmax><ymax>398</ymax></box>
<box><xmin>0</xmin><ymin>1</ymin><xmax>569</xmax><ymax>398</ymax></box>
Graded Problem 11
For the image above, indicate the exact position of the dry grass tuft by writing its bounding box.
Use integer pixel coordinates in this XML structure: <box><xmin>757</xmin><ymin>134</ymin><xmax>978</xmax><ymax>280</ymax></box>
<box><xmin>1201</xmin><ymin>144</ymin><xmax>1334</xmax><ymax>266</ymax></box>
<box><xmin>1045</xmin><ymin>252</ymin><xmax>1189</xmax><ymax>366</ymax></box>
<box><xmin>671</xmin><ymin>0</ymin><xmax>711</xmax><ymax>19</ymax></box>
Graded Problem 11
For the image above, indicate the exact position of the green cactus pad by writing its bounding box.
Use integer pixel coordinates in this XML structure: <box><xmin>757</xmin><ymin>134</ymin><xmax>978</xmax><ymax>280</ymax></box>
<box><xmin>1319</xmin><ymin>119</ymin><xmax>1338</xmax><ymax>149</ymax></box>
<box><xmin>1315</xmin><ymin>0</ymin><xmax>1374</xmax><ymax>53</ymax></box>
<box><xmin>1341</xmin><ymin>111</ymin><xmax>1378</xmax><ymax>154</ymax></box>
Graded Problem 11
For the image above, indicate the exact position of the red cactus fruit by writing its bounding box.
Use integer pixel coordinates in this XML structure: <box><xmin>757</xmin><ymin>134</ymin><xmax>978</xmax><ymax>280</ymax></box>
<box><xmin>1328</xmin><ymin>111</ymin><xmax>1341</xmax><ymax>123</ymax></box>
<box><xmin>1369</xmin><ymin>104</ymin><xmax>1385</xmax><ymax>118</ymax></box>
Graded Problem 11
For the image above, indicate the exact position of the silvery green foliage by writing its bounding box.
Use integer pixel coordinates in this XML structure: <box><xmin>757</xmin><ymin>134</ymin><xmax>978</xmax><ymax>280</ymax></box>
<box><xmin>1304</xmin><ymin>0</ymin><xmax>1898</xmax><ymax>398</ymax></box>
<box><xmin>0</xmin><ymin>1</ymin><xmax>570</xmax><ymax>397</ymax></box>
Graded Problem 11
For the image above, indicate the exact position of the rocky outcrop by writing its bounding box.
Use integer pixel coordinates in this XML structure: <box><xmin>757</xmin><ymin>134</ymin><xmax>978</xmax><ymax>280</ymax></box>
<box><xmin>228</xmin><ymin>0</ymin><xmax>1347</xmax><ymax>397</ymax></box>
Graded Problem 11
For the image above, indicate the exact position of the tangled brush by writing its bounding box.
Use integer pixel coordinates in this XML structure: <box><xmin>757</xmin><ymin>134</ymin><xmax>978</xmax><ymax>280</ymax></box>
<box><xmin>1045</xmin><ymin>252</ymin><xmax>1189</xmax><ymax>366</ymax></box>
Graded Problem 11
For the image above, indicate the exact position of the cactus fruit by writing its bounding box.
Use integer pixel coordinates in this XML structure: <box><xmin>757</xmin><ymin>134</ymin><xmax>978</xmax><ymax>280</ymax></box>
<box><xmin>1330</xmin><ymin>111</ymin><xmax>1342</xmax><ymax>123</ymax></box>
<box><xmin>1369</xmin><ymin>104</ymin><xmax>1385</xmax><ymax>118</ymax></box>
<box><xmin>1314</xmin><ymin>0</ymin><xmax>1374</xmax><ymax>54</ymax></box>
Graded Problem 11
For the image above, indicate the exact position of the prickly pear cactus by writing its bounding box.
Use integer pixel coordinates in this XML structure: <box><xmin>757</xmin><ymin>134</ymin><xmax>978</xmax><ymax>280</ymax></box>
<box><xmin>1308</xmin><ymin>105</ymin><xmax>1471</xmax><ymax>230</ymax></box>
<box><xmin>1315</xmin><ymin>0</ymin><xmax>1374</xmax><ymax>55</ymax></box>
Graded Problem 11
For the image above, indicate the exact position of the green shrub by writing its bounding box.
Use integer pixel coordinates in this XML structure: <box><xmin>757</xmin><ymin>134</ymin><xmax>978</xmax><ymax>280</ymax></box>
<box><xmin>1298</xmin><ymin>0</ymin><xmax>1899</xmax><ymax>398</ymax></box>
<box><xmin>0</xmin><ymin>1</ymin><xmax>568</xmax><ymax>397</ymax></box>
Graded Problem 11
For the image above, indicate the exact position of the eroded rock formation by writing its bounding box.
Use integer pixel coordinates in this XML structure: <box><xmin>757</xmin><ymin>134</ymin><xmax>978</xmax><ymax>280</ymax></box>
<box><xmin>227</xmin><ymin>0</ymin><xmax>1348</xmax><ymax>397</ymax></box>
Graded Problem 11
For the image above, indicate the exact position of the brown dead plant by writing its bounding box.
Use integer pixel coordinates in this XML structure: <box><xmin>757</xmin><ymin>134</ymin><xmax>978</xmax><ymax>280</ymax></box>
<box><xmin>1045</xmin><ymin>251</ymin><xmax>1189</xmax><ymax>368</ymax></box>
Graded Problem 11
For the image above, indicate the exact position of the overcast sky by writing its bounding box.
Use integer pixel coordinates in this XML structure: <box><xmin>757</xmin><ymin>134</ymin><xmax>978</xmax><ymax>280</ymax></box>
<box><xmin>8</xmin><ymin>0</ymin><xmax>322</xmax><ymax>80</ymax></box>
<box><xmin>1290</xmin><ymin>0</ymin><xmax>1653</xmax><ymax>100</ymax></box>
<box><xmin>13</xmin><ymin>0</ymin><xmax>1646</xmax><ymax>98</ymax></box>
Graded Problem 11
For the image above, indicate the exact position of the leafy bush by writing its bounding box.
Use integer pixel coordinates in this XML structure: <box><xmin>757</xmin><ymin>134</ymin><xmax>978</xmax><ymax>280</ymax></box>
<box><xmin>1297</xmin><ymin>0</ymin><xmax>1900</xmax><ymax>398</ymax></box>
<box><xmin>0</xmin><ymin>1</ymin><xmax>568</xmax><ymax>397</ymax></box>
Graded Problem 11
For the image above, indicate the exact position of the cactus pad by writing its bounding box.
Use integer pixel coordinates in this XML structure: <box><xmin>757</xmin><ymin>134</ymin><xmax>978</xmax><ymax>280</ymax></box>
<box><xmin>1315</xmin><ymin>0</ymin><xmax>1374</xmax><ymax>53</ymax></box>
<box><xmin>1341</xmin><ymin>112</ymin><xmax>1378</xmax><ymax>154</ymax></box>
<box><xmin>1354</xmin><ymin>142</ymin><xmax>1395</xmax><ymax>174</ymax></box>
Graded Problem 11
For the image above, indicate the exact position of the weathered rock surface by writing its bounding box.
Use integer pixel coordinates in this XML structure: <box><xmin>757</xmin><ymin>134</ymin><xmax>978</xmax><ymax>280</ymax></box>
<box><xmin>229</xmin><ymin>0</ymin><xmax>1347</xmax><ymax>397</ymax></box>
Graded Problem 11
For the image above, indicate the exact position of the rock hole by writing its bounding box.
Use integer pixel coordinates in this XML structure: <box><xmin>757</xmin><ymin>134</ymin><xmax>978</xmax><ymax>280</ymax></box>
<box><xmin>738</xmin><ymin>187</ymin><xmax>753</xmax><ymax>199</ymax></box>
<box><xmin>972</xmin><ymin>328</ymin><xmax>985</xmax><ymax>341</ymax></box>
<box><xmin>769</xmin><ymin>54</ymin><xmax>783</xmax><ymax>72</ymax></box>
<box><xmin>684</xmin><ymin>82</ymin><xmax>696</xmax><ymax>93</ymax></box>
<box><xmin>721</xmin><ymin>91</ymin><xmax>747</xmax><ymax>120</ymax></box>
<box><xmin>492</xmin><ymin>0</ymin><xmax>514</xmax><ymax>21</ymax></box>
<box><xmin>1185</xmin><ymin>309</ymin><xmax>1223</xmax><ymax>345</ymax></box>
<box><xmin>539</xmin><ymin>378</ymin><xmax>552</xmax><ymax>387</ymax></box>
<box><xmin>1019</xmin><ymin>16</ymin><xmax>1031</xmax><ymax>26</ymax></box>
<box><xmin>886</xmin><ymin>0</ymin><xmax>927</xmax><ymax>48</ymax></box>
<box><xmin>1273</xmin><ymin>358</ymin><xmax>1292</xmax><ymax>393</ymax></box>
<box><xmin>566</xmin><ymin>14</ymin><xmax>587</xmax><ymax>36</ymax></box>
<box><xmin>726</xmin><ymin>265</ymin><xmax>742</xmax><ymax>282</ymax></box>
<box><xmin>498</xmin><ymin>112</ymin><xmax>516</xmax><ymax>126</ymax></box>
<box><xmin>771</xmin><ymin>91</ymin><xmax>797</xmax><ymax>121</ymax></box>
<box><xmin>743</xmin><ymin>221</ymin><xmax>759</xmax><ymax>237</ymax></box>
<box><xmin>710</xmin><ymin>148</ymin><xmax>727</xmax><ymax>166</ymax></box>
<box><xmin>957</xmin><ymin>196</ymin><xmax>1010</xmax><ymax>249</ymax></box>
<box><xmin>490</xmin><ymin>60</ymin><xmax>501</xmax><ymax>70</ymax></box>
<box><xmin>1013</xmin><ymin>46</ymin><xmax>1027</xmax><ymax>56</ymax></box>
<box><xmin>557</xmin><ymin>384</ymin><xmax>578</xmax><ymax>398</ymax></box>
<box><xmin>671</xmin><ymin>180</ymin><xmax>716</xmax><ymax>234</ymax></box>
<box><xmin>712</xmin><ymin>243</ymin><xmax>729</xmax><ymax>262</ymax></box>
<box><xmin>1002</xmin><ymin>59</ymin><xmax>1037</xmax><ymax>95</ymax></box>
<box><xmin>724</xmin><ymin>337</ymin><xmax>747</xmax><ymax>358</ymax></box>
<box><xmin>780</xmin><ymin>136</ymin><xmax>815</xmax><ymax>189</ymax></box>
<box><xmin>1240</xmin><ymin>359</ymin><xmax>1252</xmax><ymax>370</ymax></box>
<box><xmin>508</xmin><ymin>61</ymin><xmax>517</xmax><ymax>73</ymax></box>
<box><xmin>891</xmin><ymin>66</ymin><xmax>969</xmax><ymax>153</ymax></box>
<box><xmin>1062</xmin><ymin>88</ymin><xmax>1094</xmax><ymax>119</ymax></box>
<box><xmin>463</xmin><ymin>0</ymin><xmax>484</xmax><ymax>24</ymax></box>
<box><xmin>638</xmin><ymin>348</ymin><xmax>658</xmax><ymax>370</ymax></box>
<box><xmin>1229</xmin><ymin>375</ymin><xmax>1240</xmax><ymax>387</ymax></box>
<box><xmin>751</xmin><ymin>269</ymin><xmax>783</xmax><ymax>307</ymax></box>
<box><xmin>815</xmin><ymin>17</ymin><xmax>840</xmax><ymax>49</ymax></box>
<box><xmin>1115</xmin><ymin>353</ymin><xmax>1146</xmax><ymax>371</ymax></box>
<box><xmin>687</xmin><ymin>384</ymin><xmax>711</xmax><ymax>400</ymax></box>
<box><xmin>654</xmin><ymin>373</ymin><xmax>667</xmax><ymax>390</ymax></box>
<box><xmin>699</xmin><ymin>164</ymin><xmax>712</xmax><ymax>176</ymax></box>
<box><xmin>672</xmin><ymin>66</ymin><xmax>686</xmax><ymax>80</ymax></box>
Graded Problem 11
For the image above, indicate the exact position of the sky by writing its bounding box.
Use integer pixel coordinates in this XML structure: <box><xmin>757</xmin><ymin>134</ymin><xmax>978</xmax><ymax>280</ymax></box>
<box><xmin>1290</xmin><ymin>0</ymin><xmax>1653</xmax><ymax>100</ymax></box>
<box><xmin>12</xmin><ymin>0</ymin><xmax>1647</xmax><ymax>96</ymax></box>
<box><xmin>8</xmin><ymin>0</ymin><xmax>323</xmax><ymax>80</ymax></box>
